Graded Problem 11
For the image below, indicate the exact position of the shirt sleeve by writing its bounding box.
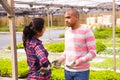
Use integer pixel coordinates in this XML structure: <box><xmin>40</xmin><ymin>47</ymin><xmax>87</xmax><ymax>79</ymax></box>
<box><xmin>76</xmin><ymin>29</ymin><xmax>96</xmax><ymax>65</ymax></box>
<box><xmin>59</xmin><ymin>51</ymin><xmax>66</xmax><ymax>62</ymax></box>
<box><xmin>34</xmin><ymin>44</ymin><xmax>50</xmax><ymax>67</ymax></box>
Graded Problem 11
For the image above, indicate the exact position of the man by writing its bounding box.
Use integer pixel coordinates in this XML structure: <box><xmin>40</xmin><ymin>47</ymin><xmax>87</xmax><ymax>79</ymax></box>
<box><xmin>52</xmin><ymin>8</ymin><xmax>96</xmax><ymax>80</ymax></box>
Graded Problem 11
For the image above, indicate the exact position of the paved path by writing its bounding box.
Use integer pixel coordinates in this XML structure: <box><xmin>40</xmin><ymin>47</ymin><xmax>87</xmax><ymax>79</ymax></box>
<box><xmin>0</xmin><ymin>28</ymin><xmax>65</xmax><ymax>49</ymax></box>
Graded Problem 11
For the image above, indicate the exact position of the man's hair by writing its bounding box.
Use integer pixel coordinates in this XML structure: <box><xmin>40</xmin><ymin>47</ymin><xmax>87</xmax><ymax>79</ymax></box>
<box><xmin>66</xmin><ymin>8</ymin><xmax>79</xmax><ymax>18</ymax></box>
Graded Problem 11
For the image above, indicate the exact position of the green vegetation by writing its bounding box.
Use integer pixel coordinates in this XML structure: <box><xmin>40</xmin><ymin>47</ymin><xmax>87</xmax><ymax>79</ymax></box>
<box><xmin>10</xmin><ymin>41</ymin><xmax>106</xmax><ymax>54</ymax></box>
<box><xmin>89</xmin><ymin>70</ymin><xmax>120</xmax><ymax>80</ymax></box>
<box><xmin>96</xmin><ymin>38</ymin><xmax>120</xmax><ymax>47</ymax></box>
<box><xmin>45</xmin><ymin>41</ymin><xmax>107</xmax><ymax>54</ymax></box>
<box><xmin>0</xmin><ymin>25</ymin><xmax>65</xmax><ymax>32</ymax></box>
<box><xmin>0</xmin><ymin>59</ymin><xmax>120</xmax><ymax>79</ymax></box>
<box><xmin>7</xmin><ymin>43</ymin><xmax>24</xmax><ymax>50</ymax></box>
<box><xmin>45</xmin><ymin>42</ymin><xmax>64</xmax><ymax>53</ymax></box>
<box><xmin>91</xmin><ymin>58</ymin><xmax>120</xmax><ymax>69</ymax></box>
<box><xmin>1</xmin><ymin>27</ymin><xmax>120</xmax><ymax>79</ymax></box>
<box><xmin>94</xmin><ymin>28</ymin><xmax>120</xmax><ymax>39</ymax></box>
<box><xmin>51</xmin><ymin>68</ymin><xmax>65</xmax><ymax>80</ymax></box>
<box><xmin>0</xmin><ymin>59</ymin><xmax>28</xmax><ymax>77</ymax></box>
<box><xmin>0</xmin><ymin>26</ymin><xmax>9</xmax><ymax>32</ymax></box>
<box><xmin>96</xmin><ymin>41</ymin><xmax>106</xmax><ymax>54</ymax></box>
<box><xmin>59</xmin><ymin>34</ymin><xmax>65</xmax><ymax>38</ymax></box>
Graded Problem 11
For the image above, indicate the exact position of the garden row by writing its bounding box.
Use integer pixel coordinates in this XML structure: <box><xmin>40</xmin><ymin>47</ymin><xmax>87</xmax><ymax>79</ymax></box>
<box><xmin>0</xmin><ymin>59</ymin><xmax>120</xmax><ymax>80</ymax></box>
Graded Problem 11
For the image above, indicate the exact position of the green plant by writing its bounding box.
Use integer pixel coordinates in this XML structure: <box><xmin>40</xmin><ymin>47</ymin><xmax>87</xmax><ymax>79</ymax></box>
<box><xmin>51</xmin><ymin>68</ymin><xmax>65</xmax><ymax>80</ymax></box>
<box><xmin>7</xmin><ymin>43</ymin><xmax>24</xmax><ymax>50</ymax></box>
<box><xmin>90</xmin><ymin>70</ymin><xmax>120</xmax><ymax>80</ymax></box>
<box><xmin>94</xmin><ymin>31</ymin><xmax>112</xmax><ymax>39</ymax></box>
<box><xmin>0</xmin><ymin>59</ymin><xmax>12</xmax><ymax>77</ymax></box>
<box><xmin>18</xmin><ymin>60</ymin><xmax>28</xmax><ymax>78</ymax></box>
<box><xmin>91</xmin><ymin>58</ymin><xmax>120</xmax><ymax>69</ymax></box>
<box><xmin>45</xmin><ymin>42</ymin><xmax>64</xmax><ymax>53</ymax></box>
<box><xmin>0</xmin><ymin>59</ymin><xmax>28</xmax><ymax>77</ymax></box>
<box><xmin>16</xmin><ymin>43</ymin><xmax>24</xmax><ymax>49</ymax></box>
<box><xmin>96</xmin><ymin>41</ymin><xmax>106</xmax><ymax>54</ymax></box>
<box><xmin>0</xmin><ymin>58</ymin><xmax>120</xmax><ymax>79</ymax></box>
<box><xmin>59</xmin><ymin>34</ymin><xmax>64</xmax><ymax>38</ymax></box>
<box><xmin>0</xmin><ymin>26</ymin><xmax>9</xmax><ymax>32</ymax></box>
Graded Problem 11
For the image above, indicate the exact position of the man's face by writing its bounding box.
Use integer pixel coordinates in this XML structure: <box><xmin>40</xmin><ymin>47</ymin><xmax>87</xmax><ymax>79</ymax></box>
<box><xmin>64</xmin><ymin>11</ymin><xmax>77</xmax><ymax>27</ymax></box>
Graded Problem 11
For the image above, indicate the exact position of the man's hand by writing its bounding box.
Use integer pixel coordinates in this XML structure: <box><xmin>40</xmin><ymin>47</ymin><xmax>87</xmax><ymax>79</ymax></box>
<box><xmin>52</xmin><ymin>59</ymin><xmax>62</xmax><ymax>68</ymax></box>
<box><xmin>66</xmin><ymin>60</ymin><xmax>76</xmax><ymax>68</ymax></box>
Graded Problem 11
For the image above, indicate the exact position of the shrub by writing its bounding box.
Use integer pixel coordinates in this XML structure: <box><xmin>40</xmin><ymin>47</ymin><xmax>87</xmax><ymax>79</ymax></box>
<box><xmin>94</xmin><ymin>31</ymin><xmax>112</xmax><ymax>39</ymax></box>
<box><xmin>52</xmin><ymin>69</ymin><xmax>120</xmax><ymax>80</ymax></box>
<box><xmin>45</xmin><ymin>41</ymin><xmax>107</xmax><ymax>54</ymax></box>
<box><xmin>0</xmin><ymin>59</ymin><xmax>28</xmax><ymax>78</ymax></box>
<box><xmin>51</xmin><ymin>68</ymin><xmax>65</xmax><ymax>80</ymax></box>
<box><xmin>116</xmin><ymin>29</ymin><xmax>120</xmax><ymax>38</ymax></box>
<box><xmin>96</xmin><ymin>41</ymin><xmax>106</xmax><ymax>54</ymax></box>
<box><xmin>0</xmin><ymin>59</ymin><xmax>120</xmax><ymax>80</ymax></box>
<box><xmin>18</xmin><ymin>60</ymin><xmax>28</xmax><ymax>78</ymax></box>
<box><xmin>16</xmin><ymin>43</ymin><xmax>24</xmax><ymax>49</ymax></box>
<box><xmin>7</xmin><ymin>43</ymin><xmax>24</xmax><ymax>50</ymax></box>
<box><xmin>45</xmin><ymin>42</ymin><xmax>64</xmax><ymax>53</ymax></box>
<box><xmin>90</xmin><ymin>70</ymin><xmax>120</xmax><ymax>80</ymax></box>
<box><xmin>0</xmin><ymin>59</ymin><xmax>12</xmax><ymax>77</ymax></box>
<box><xmin>59</xmin><ymin>34</ymin><xmax>64</xmax><ymax>38</ymax></box>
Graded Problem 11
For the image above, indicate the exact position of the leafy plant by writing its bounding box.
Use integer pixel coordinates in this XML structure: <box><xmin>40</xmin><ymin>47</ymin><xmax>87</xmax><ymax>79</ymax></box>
<box><xmin>0</xmin><ymin>58</ymin><xmax>120</xmax><ymax>79</ymax></box>
<box><xmin>0</xmin><ymin>59</ymin><xmax>28</xmax><ymax>77</ymax></box>
<box><xmin>51</xmin><ymin>68</ymin><xmax>65</xmax><ymax>80</ymax></box>
<box><xmin>91</xmin><ymin>58</ymin><xmax>120</xmax><ymax>69</ymax></box>
<box><xmin>96</xmin><ymin>41</ymin><xmax>106</xmax><ymax>54</ymax></box>
<box><xmin>0</xmin><ymin>59</ymin><xmax>12</xmax><ymax>77</ymax></box>
<box><xmin>45</xmin><ymin>42</ymin><xmax>64</xmax><ymax>53</ymax></box>
<box><xmin>59</xmin><ymin>34</ymin><xmax>64</xmax><ymax>38</ymax></box>
<box><xmin>18</xmin><ymin>60</ymin><xmax>28</xmax><ymax>78</ymax></box>
<box><xmin>90</xmin><ymin>70</ymin><xmax>120</xmax><ymax>80</ymax></box>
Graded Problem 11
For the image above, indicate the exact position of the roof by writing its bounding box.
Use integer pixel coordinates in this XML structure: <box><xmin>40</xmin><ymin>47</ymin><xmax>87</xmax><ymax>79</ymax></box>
<box><xmin>0</xmin><ymin>0</ymin><xmax>120</xmax><ymax>16</ymax></box>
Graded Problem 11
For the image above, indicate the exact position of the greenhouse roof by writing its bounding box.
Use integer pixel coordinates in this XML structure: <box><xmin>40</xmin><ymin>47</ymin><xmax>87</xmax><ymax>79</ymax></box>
<box><xmin>0</xmin><ymin>0</ymin><xmax>120</xmax><ymax>16</ymax></box>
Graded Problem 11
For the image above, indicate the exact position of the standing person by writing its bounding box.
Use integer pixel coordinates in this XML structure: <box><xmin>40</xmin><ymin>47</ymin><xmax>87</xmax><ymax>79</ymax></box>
<box><xmin>22</xmin><ymin>18</ymin><xmax>51</xmax><ymax>80</ymax></box>
<box><xmin>52</xmin><ymin>8</ymin><xmax>96</xmax><ymax>80</ymax></box>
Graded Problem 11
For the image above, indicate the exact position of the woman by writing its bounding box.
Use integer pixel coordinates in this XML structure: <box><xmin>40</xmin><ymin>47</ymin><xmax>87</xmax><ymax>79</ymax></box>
<box><xmin>22</xmin><ymin>18</ymin><xmax>51</xmax><ymax>80</ymax></box>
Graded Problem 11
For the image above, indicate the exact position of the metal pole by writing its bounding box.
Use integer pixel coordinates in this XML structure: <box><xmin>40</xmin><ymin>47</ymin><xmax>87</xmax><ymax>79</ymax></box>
<box><xmin>112</xmin><ymin>0</ymin><xmax>116</xmax><ymax>72</ymax></box>
<box><xmin>7</xmin><ymin>0</ymin><xmax>18</xmax><ymax>79</ymax></box>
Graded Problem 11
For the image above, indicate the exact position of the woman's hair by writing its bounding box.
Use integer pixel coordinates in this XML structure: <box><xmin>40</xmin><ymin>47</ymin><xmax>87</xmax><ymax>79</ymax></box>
<box><xmin>22</xmin><ymin>18</ymin><xmax>44</xmax><ymax>47</ymax></box>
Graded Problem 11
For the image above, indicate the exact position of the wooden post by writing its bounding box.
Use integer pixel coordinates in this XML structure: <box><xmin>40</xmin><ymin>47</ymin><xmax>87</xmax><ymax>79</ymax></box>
<box><xmin>47</xmin><ymin>7</ymin><xmax>51</xmax><ymax>40</ymax></box>
<box><xmin>0</xmin><ymin>0</ymin><xmax>18</xmax><ymax>79</ymax></box>
<box><xmin>112</xmin><ymin>0</ymin><xmax>116</xmax><ymax>72</ymax></box>
<box><xmin>7</xmin><ymin>0</ymin><xmax>18</xmax><ymax>79</ymax></box>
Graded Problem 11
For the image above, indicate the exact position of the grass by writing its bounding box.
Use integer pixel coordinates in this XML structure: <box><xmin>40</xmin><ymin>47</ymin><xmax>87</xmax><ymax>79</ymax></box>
<box><xmin>0</xmin><ymin>26</ymin><xmax>65</xmax><ymax>32</ymax></box>
<box><xmin>0</xmin><ymin>26</ymin><xmax>9</xmax><ymax>32</ymax></box>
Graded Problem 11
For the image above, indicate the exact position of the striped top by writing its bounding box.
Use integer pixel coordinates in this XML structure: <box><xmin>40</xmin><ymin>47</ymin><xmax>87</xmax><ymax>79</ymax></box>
<box><xmin>59</xmin><ymin>25</ymin><xmax>96</xmax><ymax>72</ymax></box>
